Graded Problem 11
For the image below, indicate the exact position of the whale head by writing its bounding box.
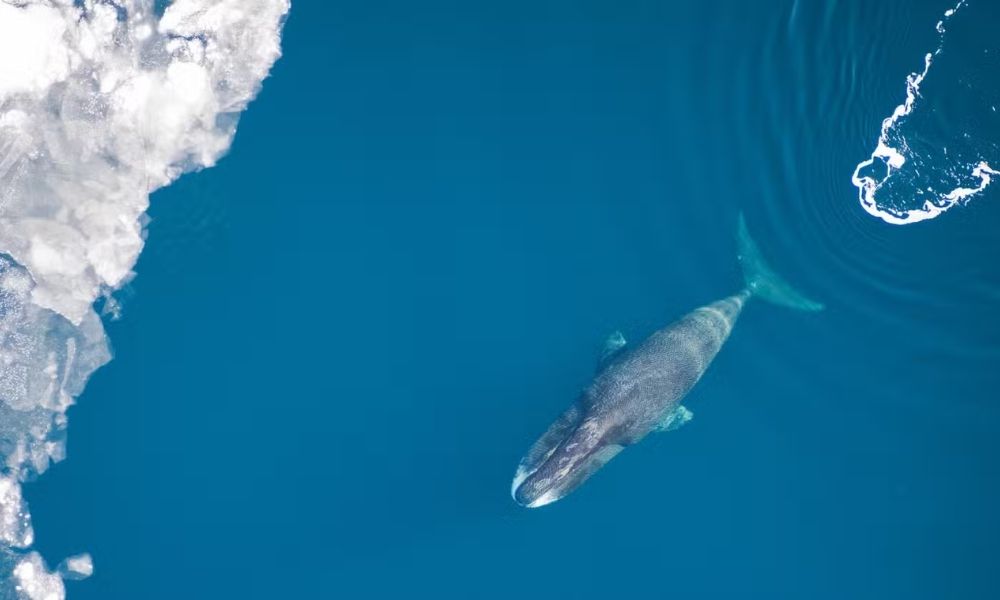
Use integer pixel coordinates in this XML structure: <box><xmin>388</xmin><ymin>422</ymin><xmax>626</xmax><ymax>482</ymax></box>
<box><xmin>511</xmin><ymin>417</ymin><xmax>624</xmax><ymax>508</ymax></box>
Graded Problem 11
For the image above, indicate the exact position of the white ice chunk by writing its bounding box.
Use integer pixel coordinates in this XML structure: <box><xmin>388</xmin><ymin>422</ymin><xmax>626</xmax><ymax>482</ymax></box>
<box><xmin>0</xmin><ymin>477</ymin><xmax>33</xmax><ymax>549</ymax></box>
<box><xmin>13</xmin><ymin>553</ymin><xmax>65</xmax><ymax>600</ymax></box>
<box><xmin>0</xmin><ymin>4</ymin><xmax>72</xmax><ymax>99</ymax></box>
<box><xmin>57</xmin><ymin>554</ymin><xmax>93</xmax><ymax>581</ymax></box>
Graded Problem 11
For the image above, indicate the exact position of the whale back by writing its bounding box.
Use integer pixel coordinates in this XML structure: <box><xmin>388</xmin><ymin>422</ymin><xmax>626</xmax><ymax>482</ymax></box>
<box><xmin>584</xmin><ymin>291</ymin><xmax>750</xmax><ymax>441</ymax></box>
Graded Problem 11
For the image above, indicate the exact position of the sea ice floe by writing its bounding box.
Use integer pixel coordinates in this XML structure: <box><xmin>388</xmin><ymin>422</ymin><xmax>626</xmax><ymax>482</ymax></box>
<box><xmin>0</xmin><ymin>1</ymin><xmax>289</xmax><ymax>597</ymax></box>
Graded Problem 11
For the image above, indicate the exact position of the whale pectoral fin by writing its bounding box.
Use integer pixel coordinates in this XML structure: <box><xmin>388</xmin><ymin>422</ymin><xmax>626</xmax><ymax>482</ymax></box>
<box><xmin>655</xmin><ymin>405</ymin><xmax>693</xmax><ymax>432</ymax></box>
<box><xmin>598</xmin><ymin>330</ymin><xmax>627</xmax><ymax>368</ymax></box>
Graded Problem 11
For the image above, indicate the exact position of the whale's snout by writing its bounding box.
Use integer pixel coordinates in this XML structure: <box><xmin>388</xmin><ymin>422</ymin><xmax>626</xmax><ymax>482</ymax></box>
<box><xmin>511</xmin><ymin>480</ymin><xmax>535</xmax><ymax>508</ymax></box>
<box><xmin>510</xmin><ymin>466</ymin><xmax>531</xmax><ymax>505</ymax></box>
<box><xmin>511</xmin><ymin>470</ymin><xmax>561</xmax><ymax>509</ymax></box>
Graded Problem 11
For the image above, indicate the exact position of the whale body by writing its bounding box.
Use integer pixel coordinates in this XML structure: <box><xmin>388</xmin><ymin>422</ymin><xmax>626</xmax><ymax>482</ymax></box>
<box><xmin>511</xmin><ymin>215</ymin><xmax>823</xmax><ymax>508</ymax></box>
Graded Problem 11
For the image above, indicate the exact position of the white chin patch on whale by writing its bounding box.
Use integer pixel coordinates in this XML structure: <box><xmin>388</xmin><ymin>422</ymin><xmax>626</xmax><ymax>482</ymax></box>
<box><xmin>526</xmin><ymin>490</ymin><xmax>561</xmax><ymax>509</ymax></box>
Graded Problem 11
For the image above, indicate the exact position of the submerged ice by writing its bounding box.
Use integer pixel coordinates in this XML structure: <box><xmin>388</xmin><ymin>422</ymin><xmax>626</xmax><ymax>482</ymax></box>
<box><xmin>852</xmin><ymin>1</ymin><xmax>999</xmax><ymax>224</ymax></box>
<box><xmin>0</xmin><ymin>0</ymin><xmax>288</xmax><ymax>597</ymax></box>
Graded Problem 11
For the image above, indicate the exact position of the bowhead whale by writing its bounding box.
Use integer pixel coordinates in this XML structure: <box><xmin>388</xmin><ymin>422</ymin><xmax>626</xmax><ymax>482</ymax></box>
<box><xmin>511</xmin><ymin>214</ymin><xmax>823</xmax><ymax>508</ymax></box>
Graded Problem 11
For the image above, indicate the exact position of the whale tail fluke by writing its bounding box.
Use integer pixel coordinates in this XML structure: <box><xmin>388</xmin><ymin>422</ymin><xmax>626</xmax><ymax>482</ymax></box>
<box><xmin>737</xmin><ymin>213</ymin><xmax>824</xmax><ymax>312</ymax></box>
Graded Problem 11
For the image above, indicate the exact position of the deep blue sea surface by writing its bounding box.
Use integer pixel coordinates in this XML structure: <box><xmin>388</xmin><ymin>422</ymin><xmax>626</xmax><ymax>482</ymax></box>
<box><xmin>23</xmin><ymin>0</ymin><xmax>1000</xmax><ymax>597</ymax></box>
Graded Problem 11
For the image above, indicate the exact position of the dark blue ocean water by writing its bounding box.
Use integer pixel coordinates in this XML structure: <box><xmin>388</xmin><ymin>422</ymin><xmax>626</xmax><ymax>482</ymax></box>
<box><xmin>24</xmin><ymin>0</ymin><xmax>1000</xmax><ymax>598</ymax></box>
